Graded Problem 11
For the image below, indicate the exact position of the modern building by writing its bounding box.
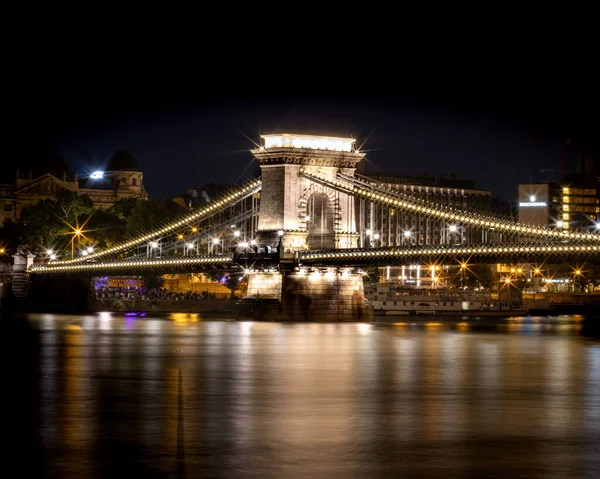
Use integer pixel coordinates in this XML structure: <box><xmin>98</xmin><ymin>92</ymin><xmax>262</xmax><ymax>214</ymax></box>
<box><xmin>0</xmin><ymin>149</ymin><xmax>148</xmax><ymax>226</ymax></box>
<box><xmin>518</xmin><ymin>177</ymin><xmax>599</xmax><ymax>232</ymax></box>
<box><xmin>517</xmin><ymin>183</ymin><xmax>562</xmax><ymax>228</ymax></box>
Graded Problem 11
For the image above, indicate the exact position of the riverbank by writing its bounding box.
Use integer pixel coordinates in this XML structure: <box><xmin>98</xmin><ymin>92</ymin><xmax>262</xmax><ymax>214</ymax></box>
<box><xmin>94</xmin><ymin>298</ymin><xmax>237</xmax><ymax>314</ymax></box>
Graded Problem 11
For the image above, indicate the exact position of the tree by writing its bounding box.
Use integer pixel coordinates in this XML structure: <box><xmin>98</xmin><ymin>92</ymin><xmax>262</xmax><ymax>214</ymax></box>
<box><xmin>109</xmin><ymin>197</ymin><xmax>140</xmax><ymax>220</ymax></box>
<box><xmin>125</xmin><ymin>199</ymin><xmax>186</xmax><ymax>238</ymax></box>
<box><xmin>84</xmin><ymin>209</ymin><xmax>127</xmax><ymax>249</ymax></box>
<box><xmin>143</xmin><ymin>275</ymin><xmax>164</xmax><ymax>290</ymax></box>
<box><xmin>15</xmin><ymin>199</ymin><xmax>65</xmax><ymax>249</ymax></box>
<box><xmin>224</xmin><ymin>273</ymin><xmax>244</xmax><ymax>298</ymax></box>
<box><xmin>54</xmin><ymin>191</ymin><xmax>94</xmax><ymax>223</ymax></box>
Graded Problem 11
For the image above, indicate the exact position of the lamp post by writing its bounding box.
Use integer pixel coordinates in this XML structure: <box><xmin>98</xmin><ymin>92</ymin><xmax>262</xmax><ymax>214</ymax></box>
<box><xmin>460</xmin><ymin>263</ymin><xmax>467</xmax><ymax>289</ymax></box>
<box><xmin>71</xmin><ymin>229</ymin><xmax>82</xmax><ymax>259</ymax></box>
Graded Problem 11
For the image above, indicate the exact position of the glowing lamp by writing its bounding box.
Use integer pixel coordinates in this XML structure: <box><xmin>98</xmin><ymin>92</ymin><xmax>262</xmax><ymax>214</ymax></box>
<box><xmin>90</xmin><ymin>171</ymin><xmax>104</xmax><ymax>179</ymax></box>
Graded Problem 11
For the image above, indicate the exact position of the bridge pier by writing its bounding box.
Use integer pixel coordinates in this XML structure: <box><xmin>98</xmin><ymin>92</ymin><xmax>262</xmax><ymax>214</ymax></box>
<box><xmin>247</xmin><ymin>270</ymin><xmax>373</xmax><ymax>322</ymax></box>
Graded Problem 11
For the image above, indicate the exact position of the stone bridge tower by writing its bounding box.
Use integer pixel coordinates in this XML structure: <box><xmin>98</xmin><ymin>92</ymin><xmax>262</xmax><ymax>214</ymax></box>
<box><xmin>251</xmin><ymin>134</ymin><xmax>365</xmax><ymax>251</ymax></box>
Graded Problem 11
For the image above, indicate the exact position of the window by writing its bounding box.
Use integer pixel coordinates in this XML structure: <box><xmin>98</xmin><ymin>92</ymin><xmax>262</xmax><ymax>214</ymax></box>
<box><xmin>120</xmin><ymin>178</ymin><xmax>126</xmax><ymax>185</ymax></box>
<box><xmin>132</xmin><ymin>178</ymin><xmax>137</xmax><ymax>186</ymax></box>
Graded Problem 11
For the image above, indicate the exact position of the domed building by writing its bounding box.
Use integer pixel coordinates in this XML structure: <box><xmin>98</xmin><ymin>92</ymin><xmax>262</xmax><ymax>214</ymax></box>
<box><xmin>0</xmin><ymin>149</ymin><xmax>148</xmax><ymax>225</ymax></box>
<box><xmin>104</xmin><ymin>149</ymin><xmax>146</xmax><ymax>196</ymax></box>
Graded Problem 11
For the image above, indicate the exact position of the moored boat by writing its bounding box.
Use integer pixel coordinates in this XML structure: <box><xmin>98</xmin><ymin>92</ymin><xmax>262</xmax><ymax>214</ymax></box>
<box><xmin>367</xmin><ymin>284</ymin><xmax>527</xmax><ymax>316</ymax></box>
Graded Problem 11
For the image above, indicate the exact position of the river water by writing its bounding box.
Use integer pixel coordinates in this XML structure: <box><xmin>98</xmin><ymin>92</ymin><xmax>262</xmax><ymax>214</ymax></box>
<box><xmin>3</xmin><ymin>313</ymin><xmax>600</xmax><ymax>478</ymax></box>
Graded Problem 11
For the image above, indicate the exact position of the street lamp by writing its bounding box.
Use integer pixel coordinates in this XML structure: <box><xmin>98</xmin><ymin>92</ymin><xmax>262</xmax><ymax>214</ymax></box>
<box><xmin>460</xmin><ymin>263</ymin><xmax>467</xmax><ymax>289</ymax></box>
<box><xmin>87</xmin><ymin>246</ymin><xmax>94</xmax><ymax>253</ymax></box>
<box><xmin>234</xmin><ymin>230</ymin><xmax>241</xmax><ymax>237</ymax></box>
<box><xmin>47</xmin><ymin>249</ymin><xmax>53</xmax><ymax>255</ymax></box>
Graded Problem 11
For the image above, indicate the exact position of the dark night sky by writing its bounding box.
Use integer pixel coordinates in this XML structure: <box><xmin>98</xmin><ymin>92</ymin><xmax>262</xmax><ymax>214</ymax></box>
<box><xmin>9</xmin><ymin>47</ymin><xmax>598</xmax><ymax>203</ymax></box>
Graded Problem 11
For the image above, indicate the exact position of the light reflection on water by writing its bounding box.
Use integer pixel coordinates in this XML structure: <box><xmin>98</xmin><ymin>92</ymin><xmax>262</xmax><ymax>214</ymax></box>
<box><xmin>15</xmin><ymin>313</ymin><xmax>600</xmax><ymax>478</ymax></box>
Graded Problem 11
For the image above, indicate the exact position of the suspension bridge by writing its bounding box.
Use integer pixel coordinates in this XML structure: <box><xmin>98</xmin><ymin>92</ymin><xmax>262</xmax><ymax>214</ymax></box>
<box><xmin>26</xmin><ymin>133</ymin><xmax>599</xmax><ymax>319</ymax></box>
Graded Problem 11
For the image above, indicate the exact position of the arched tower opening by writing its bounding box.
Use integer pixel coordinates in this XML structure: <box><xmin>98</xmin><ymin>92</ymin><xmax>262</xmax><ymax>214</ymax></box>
<box><xmin>306</xmin><ymin>191</ymin><xmax>336</xmax><ymax>249</ymax></box>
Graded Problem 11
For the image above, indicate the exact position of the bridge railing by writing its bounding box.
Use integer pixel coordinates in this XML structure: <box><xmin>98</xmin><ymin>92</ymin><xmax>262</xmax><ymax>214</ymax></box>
<box><xmin>298</xmin><ymin>243</ymin><xmax>600</xmax><ymax>265</ymax></box>
<box><xmin>29</xmin><ymin>254</ymin><xmax>236</xmax><ymax>274</ymax></box>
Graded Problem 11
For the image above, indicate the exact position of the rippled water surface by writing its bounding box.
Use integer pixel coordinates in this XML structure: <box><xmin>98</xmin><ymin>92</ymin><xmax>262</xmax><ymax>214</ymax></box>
<box><xmin>4</xmin><ymin>313</ymin><xmax>600</xmax><ymax>478</ymax></box>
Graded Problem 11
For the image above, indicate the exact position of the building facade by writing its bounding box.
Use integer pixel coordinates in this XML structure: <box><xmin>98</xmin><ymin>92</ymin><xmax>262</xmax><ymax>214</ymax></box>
<box><xmin>0</xmin><ymin>150</ymin><xmax>147</xmax><ymax>226</ymax></box>
<box><xmin>518</xmin><ymin>179</ymin><xmax>599</xmax><ymax>231</ymax></box>
<box><xmin>518</xmin><ymin>183</ymin><xmax>562</xmax><ymax>228</ymax></box>
<box><xmin>357</xmin><ymin>172</ymin><xmax>494</xmax><ymax>246</ymax></box>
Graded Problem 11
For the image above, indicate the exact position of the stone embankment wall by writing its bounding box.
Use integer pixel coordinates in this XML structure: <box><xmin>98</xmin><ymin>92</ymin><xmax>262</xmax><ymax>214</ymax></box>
<box><xmin>94</xmin><ymin>298</ymin><xmax>237</xmax><ymax>314</ymax></box>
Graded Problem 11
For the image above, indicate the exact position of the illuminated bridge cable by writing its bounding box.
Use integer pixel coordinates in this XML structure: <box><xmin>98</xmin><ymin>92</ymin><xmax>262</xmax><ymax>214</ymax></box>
<box><xmin>51</xmin><ymin>178</ymin><xmax>262</xmax><ymax>265</ymax></box>
<box><xmin>29</xmin><ymin>254</ymin><xmax>234</xmax><ymax>274</ymax></box>
<box><xmin>298</xmin><ymin>169</ymin><xmax>600</xmax><ymax>243</ymax></box>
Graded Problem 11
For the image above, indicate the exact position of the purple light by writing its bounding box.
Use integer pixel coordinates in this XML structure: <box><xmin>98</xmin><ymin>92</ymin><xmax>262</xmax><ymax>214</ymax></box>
<box><xmin>124</xmin><ymin>312</ymin><xmax>138</xmax><ymax>317</ymax></box>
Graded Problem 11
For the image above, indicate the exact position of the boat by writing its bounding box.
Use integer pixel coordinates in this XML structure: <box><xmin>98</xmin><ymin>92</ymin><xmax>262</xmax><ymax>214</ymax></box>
<box><xmin>366</xmin><ymin>284</ymin><xmax>527</xmax><ymax>316</ymax></box>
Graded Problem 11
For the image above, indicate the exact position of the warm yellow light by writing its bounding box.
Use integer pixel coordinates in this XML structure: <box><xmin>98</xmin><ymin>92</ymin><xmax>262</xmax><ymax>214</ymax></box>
<box><xmin>191</xmin><ymin>227</ymin><xmax>198</xmax><ymax>233</ymax></box>
<box><xmin>461</xmin><ymin>263</ymin><xmax>467</xmax><ymax>269</ymax></box>
<box><xmin>575</xmin><ymin>269</ymin><xmax>581</xmax><ymax>275</ymax></box>
<box><xmin>261</xmin><ymin>133</ymin><xmax>355</xmax><ymax>152</ymax></box>
<box><xmin>75</xmin><ymin>229</ymin><xmax>81</xmax><ymax>235</ymax></box>
<box><xmin>177</xmin><ymin>234</ymin><xmax>184</xmax><ymax>240</ymax></box>
<box><xmin>534</xmin><ymin>268</ymin><xmax>540</xmax><ymax>274</ymax></box>
<box><xmin>0</xmin><ymin>248</ymin><xmax>4</xmax><ymax>254</ymax></box>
